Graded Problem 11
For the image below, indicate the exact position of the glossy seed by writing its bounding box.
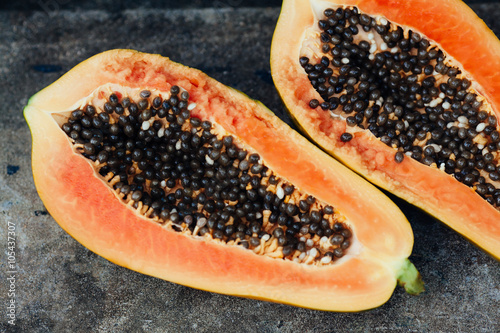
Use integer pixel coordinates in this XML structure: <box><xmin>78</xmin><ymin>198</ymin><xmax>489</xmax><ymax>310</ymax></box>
<box><xmin>309</xmin><ymin>99</ymin><xmax>320</xmax><ymax>108</ymax></box>
<box><xmin>140</xmin><ymin>90</ymin><xmax>151</xmax><ymax>98</ymax></box>
<box><xmin>340</xmin><ymin>133</ymin><xmax>353</xmax><ymax>142</ymax></box>
<box><xmin>395</xmin><ymin>152</ymin><xmax>404</xmax><ymax>163</ymax></box>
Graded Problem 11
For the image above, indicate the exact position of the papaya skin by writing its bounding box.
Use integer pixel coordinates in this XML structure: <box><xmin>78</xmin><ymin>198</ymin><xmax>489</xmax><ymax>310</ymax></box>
<box><xmin>25</xmin><ymin>49</ymin><xmax>421</xmax><ymax>311</ymax></box>
<box><xmin>271</xmin><ymin>0</ymin><xmax>500</xmax><ymax>259</ymax></box>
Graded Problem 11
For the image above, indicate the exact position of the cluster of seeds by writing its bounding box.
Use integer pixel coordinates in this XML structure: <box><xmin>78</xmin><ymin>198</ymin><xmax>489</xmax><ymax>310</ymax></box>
<box><xmin>301</xmin><ymin>6</ymin><xmax>500</xmax><ymax>208</ymax></box>
<box><xmin>59</xmin><ymin>86</ymin><xmax>353</xmax><ymax>265</ymax></box>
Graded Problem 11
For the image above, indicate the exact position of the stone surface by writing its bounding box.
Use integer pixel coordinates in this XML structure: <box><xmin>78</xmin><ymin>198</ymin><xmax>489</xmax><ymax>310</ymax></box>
<box><xmin>0</xmin><ymin>3</ymin><xmax>499</xmax><ymax>333</ymax></box>
<box><xmin>0</xmin><ymin>0</ymin><xmax>494</xmax><ymax>11</ymax></box>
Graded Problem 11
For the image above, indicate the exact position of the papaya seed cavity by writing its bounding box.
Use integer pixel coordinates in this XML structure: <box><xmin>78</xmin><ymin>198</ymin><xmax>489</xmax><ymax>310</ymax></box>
<box><xmin>56</xmin><ymin>85</ymin><xmax>355</xmax><ymax>265</ymax></box>
<box><xmin>302</xmin><ymin>5</ymin><xmax>500</xmax><ymax>209</ymax></box>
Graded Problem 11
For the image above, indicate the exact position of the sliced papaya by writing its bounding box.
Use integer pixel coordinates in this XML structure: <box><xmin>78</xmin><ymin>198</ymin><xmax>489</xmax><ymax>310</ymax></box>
<box><xmin>24</xmin><ymin>49</ymin><xmax>423</xmax><ymax>312</ymax></box>
<box><xmin>271</xmin><ymin>0</ymin><xmax>500</xmax><ymax>259</ymax></box>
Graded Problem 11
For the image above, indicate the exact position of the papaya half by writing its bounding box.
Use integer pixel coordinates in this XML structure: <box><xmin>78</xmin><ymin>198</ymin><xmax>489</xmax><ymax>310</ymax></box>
<box><xmin>24</xmin><ymin>49</ymin><xmax>423</xmax><ymax>311</ymax></box>
<box><xmin>271</xmin><ymin>0</ymin><xmax>500</xmax><ymax>259</ymax></box>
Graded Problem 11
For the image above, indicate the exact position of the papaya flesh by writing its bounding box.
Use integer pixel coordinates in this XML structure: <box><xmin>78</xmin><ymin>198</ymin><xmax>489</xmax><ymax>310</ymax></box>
<box><xmin>24</xmin><ymin>49</ymin><xmax>423</xmax><ymax>311</ymax></box>
<box><xmin>271</xmin><ymin>0</ymin><xmax>500</xmax><ymax>259</ymax></box>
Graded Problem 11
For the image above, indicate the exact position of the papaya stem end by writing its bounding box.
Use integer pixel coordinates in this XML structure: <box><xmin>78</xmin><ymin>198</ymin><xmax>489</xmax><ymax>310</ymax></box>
<box><xmin>397</xmin><ymin>259</ymin><xmax>425</xmax><ymax>295</ymax></box>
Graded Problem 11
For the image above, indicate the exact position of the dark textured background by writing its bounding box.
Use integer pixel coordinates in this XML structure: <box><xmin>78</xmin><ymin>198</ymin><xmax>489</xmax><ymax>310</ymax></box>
<box><xmin>1</xmin><ymin>0</ymin><xmax>498</xmax><ymax>10</ymax></box>
<box><xmin>0</xmin><ymin>1</ymin><xmax>499</xmax><ymax>332</ymax></box>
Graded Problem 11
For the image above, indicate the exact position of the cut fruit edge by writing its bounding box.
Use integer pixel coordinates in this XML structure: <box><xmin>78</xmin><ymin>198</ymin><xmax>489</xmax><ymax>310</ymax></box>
<box><xmin>25</xmin><ymin>49</ymin><xmax>422</xmax><ymax>311</ymax></box>
<box><xmin>271</xmin><ymin>0</ymin><xmax>500</xmax><ymax>259</ymax></box>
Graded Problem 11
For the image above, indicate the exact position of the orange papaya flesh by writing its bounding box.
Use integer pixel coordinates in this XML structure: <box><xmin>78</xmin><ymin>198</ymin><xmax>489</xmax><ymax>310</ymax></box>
<box><xmin>271</xmin><ymin>0</ymin><xmax>500</xmax><ymax>259</ymax></box>
<box><xmin>24</xmin><ymin>49</ymin><xmax>423</xmax><ymax>311</ymax></box>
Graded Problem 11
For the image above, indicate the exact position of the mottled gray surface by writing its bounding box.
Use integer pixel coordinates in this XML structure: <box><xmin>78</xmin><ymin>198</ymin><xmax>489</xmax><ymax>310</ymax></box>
<box><xmin>1</xmin><ymin>0</ymin><xmax>496</xmax><ymax>11</ymax></box>
<box><xmin>1</xmin><ymin>3</ymin><xmax>499</xmax><ymax>333</ymax></box>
